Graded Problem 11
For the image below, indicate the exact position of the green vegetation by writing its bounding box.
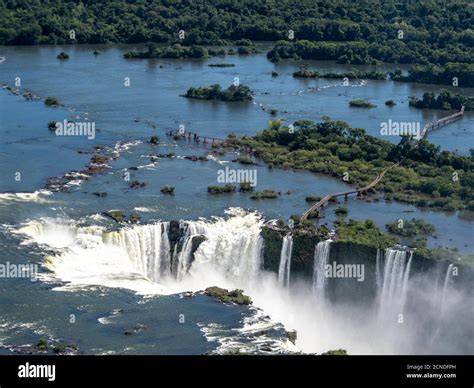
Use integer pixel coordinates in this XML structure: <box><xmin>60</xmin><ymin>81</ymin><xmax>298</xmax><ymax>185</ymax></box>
<box><xmin>305</xmin><ymin>195</ymin><xmax>322</xmax><ymax>202</ymax></box>
<box><xmin>208</xmin><ymin>63</ymin><xmax>235</xmax><ymax>67</ymax></box>
<box><xmin>1</xmin><ymin>1</ymin><xmax>470</xmax><ymax>59</ymax></box>
<box><xmin>149</xmin><ymin>136</ymin><xmax>160</xmax><ymax>145</ymax></box>
<box><xmin>124</xmin><ymin>43</ymin><xmax>215</xmax><ymax>59</ymax></box>
<box><xmin>207</xmin><ymin>184</ymin><xmax>236</xmax><ymax>194</ymax></box>
<box><xmin>3</xmin><ymin>1</ymin><xmax>471</xmax><ymax>91</ymax></box>
<box><xmin>349</xmin><ymin>100</ymin><xmax>377</xmax><ymax>108</ymax></box>
<box><xmin>183</xmin><ymin>84</ymin><xmax>253</xmax><ymax>102</ymax></box>
<box><xmin>44</xmin><ymin>96</ymin><xmax>61</xmax><ymax>107</ymax></box>
<box><xmin>103</xmin><ymin>211</ymin><xmax>125</xmax><ymax>223</ymax></box>
<box><xmin>103</xmin><ymin>211</ymin><xmax>143</xmax><ymax>223</ymax></box>
<box><xmin>239</xmin><ymin>182</ymin><xmax>254</xmax><ymax>192</ymax></box>
<box><xmin>161</xmin><ymin>186</ymin><xmax>175</xmax><ymax>195</ymax></box>
<box><xmin>409</xmin><ymin>90</ymin><xmax>474</xmax><ymax>111</ymax></box>
<box><xmin>236</xmin><ymin>155</ymin><xmax>255</xmax><ymax>165</ymax></box>
<box><xmin>267</xmin><ymin>31</ymin><xmax>472</xmax><ymax>66</ymax></box>
<box><xmin>36</xmin><ymin>339</ymin><xmax>48</xmax><ymax>351</ymax></box>
<box><xmin>294</xmin><ymin>68</ymin><xmax>386</xmax><ymax>80</ymax></box>
<box><xmin>335</xmin><ymin>219</ymin><xmax>399</xmax><ymax>249</ymax></box>
<box><xmin>237</xmin><ymin>46</ymin><xmax>257</xmax><ymax>55</ymax></box>
<box><xmin>390</xmin><ymin>64</ymin><xmax>474</xmax><ymax>88</ymax></box>
<box><xmin>221</xmin><ymin>119</ymin><xmax>474</xmax><ymax>211</ymax></box>
<box><xmin>128</xmin><ymin>213</ymin><xmax>141</xmax><ymax>224</ymax></box>
<box><xmin>335</xmin><ymin>206</ymin><xmax>349</xmax><ymax>215</ymax></box>
<box><xmin>250</xmin><ymin>190</ymin><xmax>279</xmax><ymax>200</ymax></box>
<box><xmin>56</xmin><ymin>51</ymin><xmax>69</xmax><ymax>59</ymax></box>
<box><xmin>386</xmin><ymin>218</ymin><xmax>436</xmax><ymax>237</ymax></box>
<box><xmin>205</xmin><ymin>286</ymin><xmax>252</xmax><ymax>305</ymax></box>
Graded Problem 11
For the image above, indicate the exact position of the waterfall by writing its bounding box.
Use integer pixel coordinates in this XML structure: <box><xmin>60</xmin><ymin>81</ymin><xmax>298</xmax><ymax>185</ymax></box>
<box><xmin>103</xmin><ymin>222</ymin><xmax>171</xmax><ymax>282</ymax></box>
<box><xmin>312</xmin><ymin>240</ymin><xmax>331</xmax><ymax>297</ymax></box>
<box><xmin>278</xmin><ymin>235</ymin><xmax>293</xmax><ymax>287</ymax></box>
<box><xmin>378</xmin><ymin>248</ymin><xmax>413</xmax><ymax>320</ymax></box>
<box><xmin>102</xmin><ymin>210</ymin><xmax>264</xmax><ymax>285</ymax></box>
<box><xmin>19</xmin><ymin>209</ymin><xmax>265</xmax><ymax>293</ymax></box>
<box><xmin>440</xmin><ymin>263</ymin><xmax>454</xmax><ymax>315</ymax></box>
<box><xmin>375</xmin><ymin>248</ymin><xmax>382</xmax><ymax>290</ymax></box>
<box><xmin>173</xmin><ymin>223</ymin><xmax>202</xmax><ymax>281</ymax></box>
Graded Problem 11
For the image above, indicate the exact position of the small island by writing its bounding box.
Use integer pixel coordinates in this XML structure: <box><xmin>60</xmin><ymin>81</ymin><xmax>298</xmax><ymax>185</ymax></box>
<box><xmin>349</xmin><ymin>99</ymin><xmax>377</xmax><ymax>108</ymax></box>
<box><xmin>294</xmin><ymin>68</ymin><xmax>386</xmax><ymax>80</ymax></box>
<box><xmin>124</xmin><ymin>43</ymin><xmax>225</xmax><ymax>59</ymax></box>
<box><xmin>183</xmin><ymin>84</ymin><xmax>253</xmax><ymax>102</ymax></box>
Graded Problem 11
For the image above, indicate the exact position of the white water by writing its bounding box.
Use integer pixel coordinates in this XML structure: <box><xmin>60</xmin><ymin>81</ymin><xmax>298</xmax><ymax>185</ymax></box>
<box><xmin>312</xmin><ymin>240</ymin><xmax>331</xmax><ymax>298</ymax></box>
<box><xmin>15</xmin><ymin>213</ymin><xmax>467</xmax><ymax>355</ymax></box>
<box><xmin>17</xmin><ymin>208</ymin><xmax>265</xmax><ymax>294</ymax></box>
<box><xmin>378</xmin><ymin>248</ymin><xmax>413</xmax><ymax>321</ymax></box>
<box><xmin>440</xmin><ymin>263</ymin><xmax>454</xmax><ymax>315</ymax></box>
<box><xmin>103</xmin><ymin>222</ymin><xmax>172</xmax><ymax>282</ymax></box>
<box><xmin>277</xmin><ymin>235</ymin><xmax>293</xmax><ymax>287</ymax></box>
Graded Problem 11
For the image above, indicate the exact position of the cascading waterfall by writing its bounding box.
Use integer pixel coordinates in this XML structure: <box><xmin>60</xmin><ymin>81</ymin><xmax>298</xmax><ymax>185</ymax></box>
<box><xmin>312</xmin><ymin>240</ymin><xmax>331</xmax><ymax>298</ymax></box>
<box><xmin>440</xmin><ymin>263</ymin><xmax>454</xmax><ymax>315</ymax></box>
<box><xmin>18</xmin><ymin>209</ymin><xmax>265</xmax><ymax>293</ymax></box>
<box><xmin>378</xmin><ymin>248</ymin><xmax>413</xmax><ymax>321</ymax></box>
<box><xmin>375</xmin><ymin>249</ymin><xmax>382</xmax><ymax>290</ymax></box>
<box><xmin>278</xmin><ymin>235</ymin><xmax>293</xmax><ymax>287</ymax></box>
<box><xmin>103</xmin><ymin>222</ymin><xmax>171</xmax><ymax>282</ymax></box>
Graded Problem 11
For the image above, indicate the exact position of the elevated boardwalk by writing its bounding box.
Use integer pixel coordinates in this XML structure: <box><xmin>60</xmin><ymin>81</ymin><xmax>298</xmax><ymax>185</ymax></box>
<box><xmin>166</xmin><ymin>129</ymin><xmax>226</xmax><ymax>145</ymax></box>
<box><xmin>166</xmin><ymin>106</ymin><xmax>464</xmax><ymax>221</ymax></box>
<box><xmin>301</xmin><ymin>163</ymin><xmax>398</xmax><ymax>220</ymax></box>
<box><xmin>302</xmin><ymin>106</ymin><xmax>465</xmax><ymax>220</ymax></box>
<box><xmin>420</xmin><ymin>106</ymin><xmax>465</xmax><ymax>139</ymax></box>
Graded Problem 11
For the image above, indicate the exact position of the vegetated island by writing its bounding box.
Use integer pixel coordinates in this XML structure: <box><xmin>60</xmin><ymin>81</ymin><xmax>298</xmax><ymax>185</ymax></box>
<box><xmin>182</xmin><ymin>84</ymin><xmax>253</xmax><ymax>102</ymax></box>
<box><xmin>218</xmin><ymin>119</ymin><xmax>474</xmax><ymax>212</ymax></box>
<box><xmin>349</xmin><ymin>100</ymin><xmax>377</xmax><ymax>108</ymax></box>
<box><xmin>124</xmin><ymin>43</ymin><xmax>224</xmax><ymax>59</ymax></box>
<box><xmin>409</xmin><ymin>90</ymin><xmax>474</xmax><ymax>111</ymax></box>
<box><xmin>293</xmin><ymin>68</ymin><xmax>386</xmax><ymax>80</ymax></box>
<box><xmin>208</xmin><ymin>63</ymin><xmax>235</xmax><ymax>67</ymax></box>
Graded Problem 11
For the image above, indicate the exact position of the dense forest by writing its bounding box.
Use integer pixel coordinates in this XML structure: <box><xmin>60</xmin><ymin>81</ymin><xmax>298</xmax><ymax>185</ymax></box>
<box><xmin>409</xmin><ymin>90</ymin><xmax>474</xmax><ymax>111</ymax></box>
<box><xmin>1</xmin><ymin>1</ymin><xmax>472</xmax><ymax>55</ymax></box>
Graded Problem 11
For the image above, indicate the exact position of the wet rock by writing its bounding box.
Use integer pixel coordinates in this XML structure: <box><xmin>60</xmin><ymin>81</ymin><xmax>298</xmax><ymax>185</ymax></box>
<box><xmin>124</xmin><ymin>324</ymin><xmax>146</xmax><ymax>335</ymax></box>
<box><xmin>128</xmin><ymin>180</ymin><xmax>147</xmax><ymax>189</ymax></box>
<box><xmin>204</xmin><ymin>286</ymin><xmax>252</xmax><ymax>305</ymax></box>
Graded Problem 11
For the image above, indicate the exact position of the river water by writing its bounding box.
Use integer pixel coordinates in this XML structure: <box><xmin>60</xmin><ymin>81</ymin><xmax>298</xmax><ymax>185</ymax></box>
<box><xmin>0</xmin><ymin>44</ymin><xmax>472</xmax><ymax>354</ymax></box>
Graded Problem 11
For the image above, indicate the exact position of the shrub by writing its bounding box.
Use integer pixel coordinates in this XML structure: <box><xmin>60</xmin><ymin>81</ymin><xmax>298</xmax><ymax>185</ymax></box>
<box><xmin>44</xmin><ymin>96</ymin><xmax>61</xmax><ymax>106</ymax></box>
<box><xmin>149</xmin><ymin>136</ymin><xmax>160</xmax><ymax>145</ymax></box>
<box><xmin>161</xmin><ymin>186</ymin><xmax>175</xmax><ymax>195</ymax></box>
